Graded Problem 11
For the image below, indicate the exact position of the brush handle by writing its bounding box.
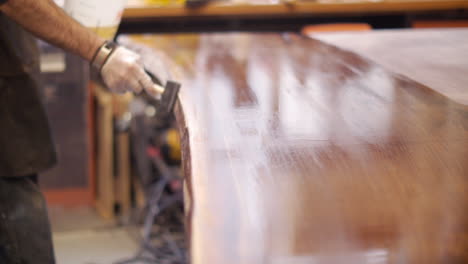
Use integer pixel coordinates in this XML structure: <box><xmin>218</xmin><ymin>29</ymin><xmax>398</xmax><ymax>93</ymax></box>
<box><xmin>145</xmin><ymin>69</ymin><xmax>166</xmax><ymax>95</ymax></box>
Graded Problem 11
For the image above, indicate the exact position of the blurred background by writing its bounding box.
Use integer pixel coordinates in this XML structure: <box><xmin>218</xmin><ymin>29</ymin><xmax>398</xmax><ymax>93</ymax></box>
<box><xmin>38</xmin><ymin>0</ymin><xmax>467</xmax><ymax>263</ymax></box>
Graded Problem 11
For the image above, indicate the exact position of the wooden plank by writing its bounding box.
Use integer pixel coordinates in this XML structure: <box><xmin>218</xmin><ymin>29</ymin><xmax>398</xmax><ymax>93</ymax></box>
<box><xmin>94</xmin><ymin>85</ymin><xmax>115</xmax><ymax>220</ymax></box>
<box><xmin>115</xmin><ymin>133</ymin><xmax>131</xmax><ymax>216</ymax></box>
<box><xmin>113</xmin><ymin>94</ymin><xmax>133</xmax><ymax>217</ymax></box>
<box><xmin>313</xmin><ymin>29</ymin><xmax>468</xmax><ymax>105</ymax></box>
<box><xmin>94</xmin><ymin>87</ymin><xmax>133</xmax><ymax>219</ymax></box>
<box><xmin>123</xmin><ymin>0</ymin><xmax>468</xmax><ymax>19</ymax></box>
<box><xmin>126</xmin><ymin>32</ymin><xmax>468</xmax><ymax>263</ymax></box>
<box><xmin>413</xmin><ymin>20</ymin><xmax>468</xmax><ymax>28</ymax></box>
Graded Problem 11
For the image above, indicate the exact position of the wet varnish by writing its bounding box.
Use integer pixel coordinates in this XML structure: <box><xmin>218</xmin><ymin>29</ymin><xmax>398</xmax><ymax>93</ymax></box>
<box><xmin>124</xmin><ymin>32</ymin><xmax>468</xmax><ymax>264</ymax></box>
<box><xmin>314</xmin><ymin>28</ymin><xmax>468</xmax><ymax>105</ymax></box>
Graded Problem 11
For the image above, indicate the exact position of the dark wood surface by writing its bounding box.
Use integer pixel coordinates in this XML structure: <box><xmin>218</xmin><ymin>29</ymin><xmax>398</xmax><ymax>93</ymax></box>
<box><xmin>121</xmin><ymin>32</ymin><xmax>468</xmax><ymax>264</ymax></box>
<box><xmin>314</xmin><ymin>28</ymin><xmax>468</xmax><ymax>105</ymax></box>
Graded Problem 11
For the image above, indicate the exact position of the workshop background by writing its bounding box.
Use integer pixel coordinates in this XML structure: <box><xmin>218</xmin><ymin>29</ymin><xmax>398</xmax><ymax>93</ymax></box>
<box><xmin>36</xmin><ymin>0</ymin><xmax>468</xmax><ymax>263</ymax></box>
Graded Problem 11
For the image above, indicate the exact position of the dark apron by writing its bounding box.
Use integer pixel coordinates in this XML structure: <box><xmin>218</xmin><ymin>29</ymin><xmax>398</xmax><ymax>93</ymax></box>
<box><xmin>0</xmin><ymin>13</ymin><xmax>57</xmax><ymax>264</ymax></box>
<box><xmin>0</xmin><ymin>13</ymin><xmax>57</xmax><ymax>177</ymax></box>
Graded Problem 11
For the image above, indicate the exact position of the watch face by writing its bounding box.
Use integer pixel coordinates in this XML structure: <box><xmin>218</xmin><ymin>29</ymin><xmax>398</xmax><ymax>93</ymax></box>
<box><xmin>105</xmin><ymin>41</ymin><xmax>117</xmax><ymax>50</ymax></box>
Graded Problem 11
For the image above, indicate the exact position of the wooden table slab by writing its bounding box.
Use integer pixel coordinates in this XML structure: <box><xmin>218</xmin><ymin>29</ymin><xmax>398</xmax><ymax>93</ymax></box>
<box><xmin>314</xmin><ymin>28</ymin><xmax>468</xmax><ymax>105</ymax></box>
<box><xmin>124</xmin><ymin>0</ymin><xmax>468</xmax><ymax>20</ymax></box>
<box><xmin>120</xmin><ymin>32</ymin><xmax>468</xmax><ymax>264</ymax></box>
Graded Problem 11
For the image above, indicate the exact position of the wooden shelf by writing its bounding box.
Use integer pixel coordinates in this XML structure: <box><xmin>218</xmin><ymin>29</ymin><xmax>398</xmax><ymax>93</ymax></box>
<box><xmin>123</xmin><ymin>0</ymin><xmax>468</xmax><ymax>20</ymax></box>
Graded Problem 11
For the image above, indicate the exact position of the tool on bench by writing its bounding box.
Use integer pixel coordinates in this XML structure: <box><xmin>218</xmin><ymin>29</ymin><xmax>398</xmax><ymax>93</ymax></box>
<box><xmin>144</xmin><ymin>70</ymin><xmax>181</xmax><ymax>117</ymax></box>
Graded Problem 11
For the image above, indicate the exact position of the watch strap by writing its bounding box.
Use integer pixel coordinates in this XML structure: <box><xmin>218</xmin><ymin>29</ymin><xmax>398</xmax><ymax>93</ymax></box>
<box><xmin>91</xmin><ymin>41</ymin><xmax>118</xmax><ymax>73</ymax></box>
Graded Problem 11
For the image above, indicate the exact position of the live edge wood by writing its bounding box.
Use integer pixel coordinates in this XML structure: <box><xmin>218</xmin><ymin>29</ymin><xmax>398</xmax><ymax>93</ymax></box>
<box><xmin>127</xmin><ymin>32</ymin><xmax>468</xmax><ymax>264</ymax></box>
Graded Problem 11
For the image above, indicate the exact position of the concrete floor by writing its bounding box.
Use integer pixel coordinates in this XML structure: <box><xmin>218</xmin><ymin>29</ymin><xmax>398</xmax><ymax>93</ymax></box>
<box><xmin>49</xmin><ymin>206</ymin><xmax>140</xmax><ymax>264</ymax></box>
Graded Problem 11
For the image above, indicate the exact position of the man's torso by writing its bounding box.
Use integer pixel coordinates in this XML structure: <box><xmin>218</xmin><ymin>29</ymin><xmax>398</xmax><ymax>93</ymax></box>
<box><xmin>0</xmin><ymin>13</ymin><xmax>56</xmax><ymax>177</ymax></box>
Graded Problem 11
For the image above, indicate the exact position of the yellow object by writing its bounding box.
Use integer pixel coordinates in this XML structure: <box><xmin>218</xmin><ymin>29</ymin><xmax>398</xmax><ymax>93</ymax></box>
<box><xmin>166</xmin><ymin>129</ymin><xmax>181</xmax><ymax>161</ymax></box>
<box><xmin>145</xmin><ymin>0</ymin><xmax>185</xmax><ymax>6</ymax></box>
<box><xmin>89</xmin><ymin>26</ymin><xmax>120</xmax><ymax>40</ymax></box>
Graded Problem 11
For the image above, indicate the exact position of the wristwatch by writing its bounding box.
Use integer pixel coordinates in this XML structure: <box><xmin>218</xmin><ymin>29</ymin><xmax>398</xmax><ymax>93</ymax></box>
<box><xmin>91</xmin><ymin>40</ymin><xmax>118</xmax><ymax>74</ymax></box>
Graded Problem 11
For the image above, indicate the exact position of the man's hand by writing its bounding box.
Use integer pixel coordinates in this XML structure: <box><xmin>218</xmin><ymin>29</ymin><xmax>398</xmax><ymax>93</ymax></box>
<box><xmin>100</xmin><ymin>47</ymin><xmax>155</xmax><ymax>94</ymax></box>
<box><xmin>1</xmin><ymin>0</ymin><xmax>166</xmax><ymax>96</ymax></box>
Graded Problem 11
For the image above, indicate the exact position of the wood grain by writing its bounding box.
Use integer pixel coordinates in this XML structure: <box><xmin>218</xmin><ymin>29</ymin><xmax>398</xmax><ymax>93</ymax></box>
<box><xmin>122</xmin><ymin>32</ymin><xmax>468</xmax><ymax>264</ymax></box>
<box><xmin>123</xmin><ymin>0</ymin><xmax>468</xmax><ymax>20</ymax></box>
<box><xmin>314</xmin><ymin>29</ymin><xmax>468</xmax><ymax>105</ymax></box>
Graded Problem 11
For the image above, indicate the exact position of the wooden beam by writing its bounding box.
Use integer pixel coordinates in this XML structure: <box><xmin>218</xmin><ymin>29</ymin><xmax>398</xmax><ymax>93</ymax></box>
<box><xmin>123</xmin><ymin>0</ymin><xmax>468</xmax><ymax>19</ymax></box>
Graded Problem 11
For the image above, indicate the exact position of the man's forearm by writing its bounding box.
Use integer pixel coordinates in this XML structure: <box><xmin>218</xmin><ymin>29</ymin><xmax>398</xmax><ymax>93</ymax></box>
<box><xmin>0</xmin><ymin>0</ymin><xmax>105</xmax><ymax>61</ymax></box>
<box><xmin>0</xmin><ymin>0</ymin><xmax>158</xmax><ymax>96</ymax></box>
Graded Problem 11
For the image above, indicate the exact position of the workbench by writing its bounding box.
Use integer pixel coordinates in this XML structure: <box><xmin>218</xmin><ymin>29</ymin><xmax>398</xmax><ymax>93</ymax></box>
<box><xmin>120</xmin><ymin>29</ymin><xmax>468</xmax><ymax>263</ymax></box>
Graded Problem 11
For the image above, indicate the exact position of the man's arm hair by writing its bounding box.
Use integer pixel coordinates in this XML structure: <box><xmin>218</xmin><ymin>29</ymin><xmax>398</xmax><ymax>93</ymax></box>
<box><xmin>0</xmin><ymin>0</ymin><xmax>105</xmax><ymax>61</ymax></box>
